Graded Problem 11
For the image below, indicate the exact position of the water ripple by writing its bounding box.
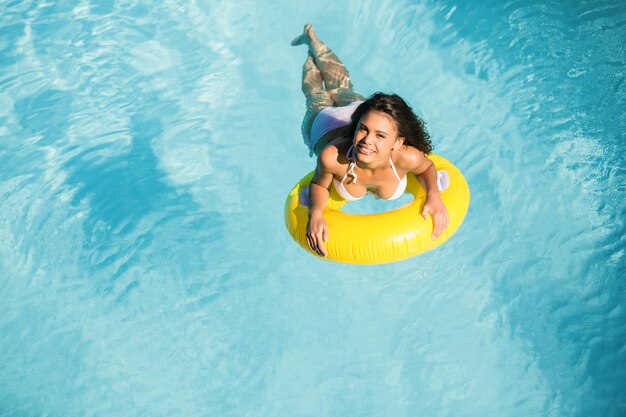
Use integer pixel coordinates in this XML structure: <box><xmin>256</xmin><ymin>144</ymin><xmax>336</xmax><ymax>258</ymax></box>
<box><xmin>0</xmin><ymin>0</ymin><xmax>624</xmax><ymax>416</ymax></box>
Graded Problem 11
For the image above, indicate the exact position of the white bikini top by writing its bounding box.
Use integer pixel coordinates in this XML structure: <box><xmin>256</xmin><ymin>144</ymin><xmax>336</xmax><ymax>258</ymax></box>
<box><xmin>332</xmin><ymin>145</ymin><xmax>407</xmax><ymax>201</ymax></box>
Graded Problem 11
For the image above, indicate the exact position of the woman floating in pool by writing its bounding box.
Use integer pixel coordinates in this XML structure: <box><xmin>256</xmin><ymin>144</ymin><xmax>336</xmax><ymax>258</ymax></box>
<box><xmin>292</xmin><ymin>24</ymin><xmax>449</xmax><ymax>257</ymax></box>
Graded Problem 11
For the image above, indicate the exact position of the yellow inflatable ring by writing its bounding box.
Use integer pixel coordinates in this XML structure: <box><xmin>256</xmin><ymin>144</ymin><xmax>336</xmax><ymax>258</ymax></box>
<box><xmin>284</xmin><ymin>154</ymin><xmax>470</xmax><ymax>264</ymax></box>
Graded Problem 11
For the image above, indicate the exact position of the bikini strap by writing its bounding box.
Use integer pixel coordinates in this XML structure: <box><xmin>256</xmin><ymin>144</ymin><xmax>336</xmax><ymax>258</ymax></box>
<box><xmin>389</xmin><ymin>156</ymin><xmax>401</xmax><ymax>182</ymax></box>
<box><xmin>339</xmin><ymin>145</ymin><xmax>358</xmax><ymax>184</ymax></box>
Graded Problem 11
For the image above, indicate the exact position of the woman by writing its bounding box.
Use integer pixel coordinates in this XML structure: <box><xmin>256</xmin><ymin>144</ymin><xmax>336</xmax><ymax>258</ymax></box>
<box><xmin>292</xmin><ymin>24</ymin><xmax>449</xmax><ymax>257</ymax></box>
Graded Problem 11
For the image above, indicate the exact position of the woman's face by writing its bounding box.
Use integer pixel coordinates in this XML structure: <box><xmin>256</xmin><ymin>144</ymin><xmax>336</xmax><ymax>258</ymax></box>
<box><xmin>353</xmin><ymin>111</ymin><xmax>403</xmax><ymax>162</ymax></box>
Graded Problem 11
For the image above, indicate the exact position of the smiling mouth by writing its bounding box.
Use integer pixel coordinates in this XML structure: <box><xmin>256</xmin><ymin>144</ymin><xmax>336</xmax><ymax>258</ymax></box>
<box><xmin>357</xmin><ymin>144</ymin><xmax>375</xmax><ymax>155</ymax></box>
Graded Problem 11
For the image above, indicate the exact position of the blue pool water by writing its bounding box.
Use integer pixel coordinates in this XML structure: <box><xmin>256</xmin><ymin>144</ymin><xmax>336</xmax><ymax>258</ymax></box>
<box><xmin>1</xmin><ymin>1</ymin><xmax>625</xmax><ymax>416</ymax></box>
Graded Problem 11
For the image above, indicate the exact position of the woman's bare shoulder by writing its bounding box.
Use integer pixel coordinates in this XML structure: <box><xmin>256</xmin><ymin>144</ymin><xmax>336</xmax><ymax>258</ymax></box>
<box><xmin>318</xmin><ymin>139</ymin><xmax>350</xmax><ymax>175</ymax></box>
<box><xmin>395</xmin><ymin>145</ymin><xmax>427</xmax><ymax>170</ymax></box>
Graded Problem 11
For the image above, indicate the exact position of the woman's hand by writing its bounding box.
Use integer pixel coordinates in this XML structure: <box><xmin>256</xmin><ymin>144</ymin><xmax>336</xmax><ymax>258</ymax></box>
<box><xmin>306</xmin><ymin>210</ymin><xmax>329</xmax><ymax>257</ymax></box>
<box><xmin>422</xmin><ymin>192</ymin><xmax>449</xmax><ymax>240</ymax></box>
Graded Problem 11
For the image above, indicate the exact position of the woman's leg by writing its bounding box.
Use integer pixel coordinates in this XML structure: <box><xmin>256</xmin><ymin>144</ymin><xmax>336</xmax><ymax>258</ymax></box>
<box><xmin>300</xmin><ymin>54</ymin><xmax>334</xmax><ymax>150</ymax></box>
<box><xmin>292</xmin><ymin>24</ymin><xmax>365</xmax><ymax>106</ymax></box>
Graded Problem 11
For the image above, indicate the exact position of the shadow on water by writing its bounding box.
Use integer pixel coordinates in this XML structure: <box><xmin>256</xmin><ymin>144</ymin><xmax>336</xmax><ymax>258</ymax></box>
<box><xmin>14</xmin><ymin>89</ymin><xmax>73</xmax><ymax>145</ymax></box>
<box><xmin>67</xmin><ymin>114</ymin><xmax>178</xmax><ymax>232</ymax></box>
<box><xmin>7</xmin><ymin>90</ymin><xmax>226</xmax><ymax>289</ymax></box>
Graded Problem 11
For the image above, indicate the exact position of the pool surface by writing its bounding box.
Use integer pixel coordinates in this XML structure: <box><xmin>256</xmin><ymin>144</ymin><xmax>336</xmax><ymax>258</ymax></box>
<box><xmin>1</xmin><ymin>1</ymin><xmax>624</xmax><ymax>416</ymax></box>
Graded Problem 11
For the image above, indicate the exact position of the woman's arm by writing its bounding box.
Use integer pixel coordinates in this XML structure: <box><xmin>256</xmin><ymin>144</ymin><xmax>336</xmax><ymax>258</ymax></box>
<box><xmin>407</xmin><ymin>151</ymin><xmax>450</xmax><ymax>240</ymax></box>
<box><xmin>306</xmin><ymin>148</ymin><xmax>337</xmax><ymax>257</ymax></box>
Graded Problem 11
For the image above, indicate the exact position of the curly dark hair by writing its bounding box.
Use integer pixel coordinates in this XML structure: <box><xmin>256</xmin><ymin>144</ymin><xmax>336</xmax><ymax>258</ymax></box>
<box><xmin>343</xmin><ymin>92</ymin><xmax>433</xmax><ymax>154</ymax></box>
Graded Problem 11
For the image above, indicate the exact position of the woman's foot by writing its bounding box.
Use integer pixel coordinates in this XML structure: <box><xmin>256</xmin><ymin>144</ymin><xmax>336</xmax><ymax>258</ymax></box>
<box><xmin>291</xmin><ymin>23</ymin><xmax>320</xmax><ymax>47</ymax></box>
